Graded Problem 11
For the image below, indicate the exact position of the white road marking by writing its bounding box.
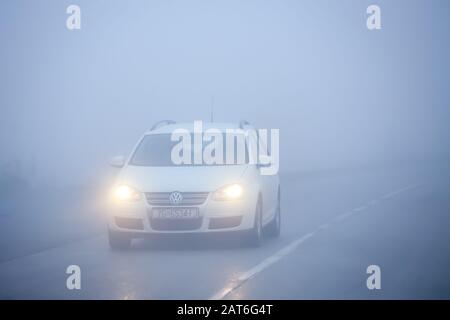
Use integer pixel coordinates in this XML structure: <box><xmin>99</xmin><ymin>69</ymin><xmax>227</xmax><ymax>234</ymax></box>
<box><xmin>381</xmin><ymin>184</ymin><xmax>419</xmax><ymax>199</ymax></box>
<box><xmin>210</xmin><ymin>183</ymin><xmax>420</xmax><ymax>300</ymax></box>
<box><xmin>333</xmin><ymin>211</ymin><xmax>354</xmax><ymax>222</ymax></box>
<box><xmin>210</xmin><ymin>231</ymin><xmax>316</xmax><ymax>300</ymax></box>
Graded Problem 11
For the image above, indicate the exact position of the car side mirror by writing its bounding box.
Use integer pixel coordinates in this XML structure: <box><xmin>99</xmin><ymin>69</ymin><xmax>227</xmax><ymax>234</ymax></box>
<box><xmin>109</xmin><ymin>155</ymin><xmax>125</xmax><ymax>168</ymax></box>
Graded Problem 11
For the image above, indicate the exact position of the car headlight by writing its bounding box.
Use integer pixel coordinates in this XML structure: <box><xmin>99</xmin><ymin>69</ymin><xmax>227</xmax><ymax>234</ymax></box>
<box><xmin>213</xmin><ymin>184</ymin><xmax>243</xmax><ymax>200</ymax></box>
<box><xmin>113</xmin><ymin>185</ymin><xmax>142</xmax><ymax>201</ymax></box>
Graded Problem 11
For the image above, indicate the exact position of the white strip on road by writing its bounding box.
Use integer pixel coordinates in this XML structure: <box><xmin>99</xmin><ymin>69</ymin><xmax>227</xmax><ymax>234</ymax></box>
<box><xmin>210</xmin><ymin>183</ymin><xmax>420</xmax><ymax>300</ymax></box>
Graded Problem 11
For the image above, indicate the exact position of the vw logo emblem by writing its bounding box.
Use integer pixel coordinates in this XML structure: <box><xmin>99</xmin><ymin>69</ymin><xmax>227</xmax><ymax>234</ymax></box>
<box><xmin>169</xmin><ymin>191</ymin><xmax>183</xmax><ymax>205</ymax></box>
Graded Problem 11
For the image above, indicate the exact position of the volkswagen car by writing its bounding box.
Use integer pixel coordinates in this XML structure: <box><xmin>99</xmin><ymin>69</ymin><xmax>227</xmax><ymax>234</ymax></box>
<box><xmin>107</xmin><ymin>120</ymin><xmax>280</xmax><ymax>249</ymax></box>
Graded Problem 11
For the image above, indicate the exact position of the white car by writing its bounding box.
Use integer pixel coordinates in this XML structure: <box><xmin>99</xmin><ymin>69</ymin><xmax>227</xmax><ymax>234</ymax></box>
<box><xmin>107</xmin><ymin>120</ymin><xmax>280</xmax><ymax>249</ymax></box>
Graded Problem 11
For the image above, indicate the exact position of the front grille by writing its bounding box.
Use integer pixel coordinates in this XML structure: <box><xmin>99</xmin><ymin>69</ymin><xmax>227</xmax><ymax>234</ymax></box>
<box><xmin>145</xmin><ymin>192</ymin><xmax>209</xmax><ymax>206</ymax></box>
<box><xmin>149</xmin><ymin>216</ymin><xmax>203</xmax><ymax>231</ymax></box>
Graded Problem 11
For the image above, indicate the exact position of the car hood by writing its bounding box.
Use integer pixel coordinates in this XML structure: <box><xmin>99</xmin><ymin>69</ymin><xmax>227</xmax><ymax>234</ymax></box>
<box><xmin>116</xmin><ymin>165</ymin><xmax>248</xmax><ymax>192</ymax></box>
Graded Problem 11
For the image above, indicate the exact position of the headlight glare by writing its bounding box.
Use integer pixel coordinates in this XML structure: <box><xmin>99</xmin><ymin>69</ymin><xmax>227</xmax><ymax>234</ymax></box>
<box><xmin>113</xmin><ymin>185</ymin><xmax>141</xmax><ymax>201</ymax></box>
<box><xmin>213</xmin><ymin>184</ymin><xmax>243</xmax><ymax>200</ymax></box>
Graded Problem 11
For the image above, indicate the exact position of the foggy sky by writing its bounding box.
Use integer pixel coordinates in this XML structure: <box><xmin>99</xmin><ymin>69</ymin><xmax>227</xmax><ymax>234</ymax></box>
<box><xmin>1</xmin><ymin>0</ymin><xmax>449</xmax><ymax>186</ymax></box>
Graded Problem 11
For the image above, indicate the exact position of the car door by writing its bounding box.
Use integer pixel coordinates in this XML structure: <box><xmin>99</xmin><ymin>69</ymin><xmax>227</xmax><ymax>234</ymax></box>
<box><xmin>257</xmin><ymin>137</ymin><xmax>279</xmax><ymax>225</ymax></box>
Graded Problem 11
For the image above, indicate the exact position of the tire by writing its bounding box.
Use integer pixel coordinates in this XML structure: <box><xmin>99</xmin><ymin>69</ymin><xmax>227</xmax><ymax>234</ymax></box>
<box><xmin>108</xmin><ymin>230</ymin><xmax>131</xmax><ymax>250</ymax></box>
<box><xmin>247</xmin><ymin>199</ymin><xmax>263</xmax><ymax>247</ymax></box>
<box><xmin>265</xmin><ymin>191</ymin><xmax>281</xmax><ymax>237</ymax></box>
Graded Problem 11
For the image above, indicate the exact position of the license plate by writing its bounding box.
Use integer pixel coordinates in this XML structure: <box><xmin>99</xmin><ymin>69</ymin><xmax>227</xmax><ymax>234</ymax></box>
<box><xmin>152</xmin><ymin>207</ymin><xmax>200</xmax><ymax>219</ymax></box>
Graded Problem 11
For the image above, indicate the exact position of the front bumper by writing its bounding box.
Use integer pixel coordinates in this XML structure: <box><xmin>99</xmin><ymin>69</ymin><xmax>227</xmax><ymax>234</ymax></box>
<box><xmin>107</xmin><ymin>192</ymin><xmax>256</xmax><ymax>234</ymax></box>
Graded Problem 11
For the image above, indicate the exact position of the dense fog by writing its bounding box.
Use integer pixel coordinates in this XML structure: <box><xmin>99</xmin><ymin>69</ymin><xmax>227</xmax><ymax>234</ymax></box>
<box><xmin>1</xmin><ymin>0</ymin><xmax>449</xmax><ymax>187</ymax></box>
<box><xmin>1</xmin><ymin>0</ymin><xmax>450</xmax><ymax>300</ymax></box>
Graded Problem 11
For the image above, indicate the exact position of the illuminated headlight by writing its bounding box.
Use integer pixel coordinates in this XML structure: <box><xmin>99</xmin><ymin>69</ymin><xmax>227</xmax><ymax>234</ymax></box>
<box><xmin>213</xmin><ymin>184</ymin><xmax>243</xmax><ymax>200</ymax></box>
<box><xmin>113</xmin><ymin>185</ymin><xmax>142</xmax><ymax>201</ymax></box>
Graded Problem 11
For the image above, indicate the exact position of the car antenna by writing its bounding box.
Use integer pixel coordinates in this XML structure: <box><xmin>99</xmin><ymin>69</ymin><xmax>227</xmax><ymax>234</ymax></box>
<box><xmin>210</xmin><ymin>96</ymin><xmax>214</xmax><ymax>122</ymax></box>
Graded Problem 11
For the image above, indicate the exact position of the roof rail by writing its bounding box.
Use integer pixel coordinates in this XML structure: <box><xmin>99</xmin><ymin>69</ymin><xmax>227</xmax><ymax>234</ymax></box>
<box><xmin>239</xmin><ymin>120</ymin><xmax>250</xmax><ymax>129</ymax></box>
<box><xmin>150</xmin><ymin>120</ymin><xmax>176</xmax><ymax>131</ymax></box>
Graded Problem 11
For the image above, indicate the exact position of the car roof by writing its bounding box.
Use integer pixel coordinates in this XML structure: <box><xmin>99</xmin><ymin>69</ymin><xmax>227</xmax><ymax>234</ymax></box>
<box><xmin>145</xmin><ymin>122</ymin><xmax>247</xmax><ymax>134</ymax></box>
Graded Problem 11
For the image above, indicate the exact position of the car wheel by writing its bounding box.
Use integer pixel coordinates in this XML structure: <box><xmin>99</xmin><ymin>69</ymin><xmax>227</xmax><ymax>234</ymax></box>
<box><xmin>108</xmin><ymin>230</ymin><xmax>131</xmax><ymax>250</ymax></box>
<box><xmin>247</xmin><ymin>199</ymin><xmax>263</xmax><ymax>247</ymax></box>
<box><xmin>265</xmin><ymin>190</ymin><xmax>281</xmax><ymax>237</ymax></box>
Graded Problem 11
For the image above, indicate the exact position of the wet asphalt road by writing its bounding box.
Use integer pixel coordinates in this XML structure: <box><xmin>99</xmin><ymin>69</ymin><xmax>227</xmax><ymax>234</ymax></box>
<box><xmin>0</xmin><ymin>163</ymin><xmax>449</xmax><ymax>299</ymax></box>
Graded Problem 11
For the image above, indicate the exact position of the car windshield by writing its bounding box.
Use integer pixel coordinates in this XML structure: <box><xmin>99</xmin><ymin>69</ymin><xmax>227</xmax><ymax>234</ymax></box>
<box><xmin>129</xmin><ymin>133</ymin><xmax>249</xmax><ymax>166</ymax></box>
